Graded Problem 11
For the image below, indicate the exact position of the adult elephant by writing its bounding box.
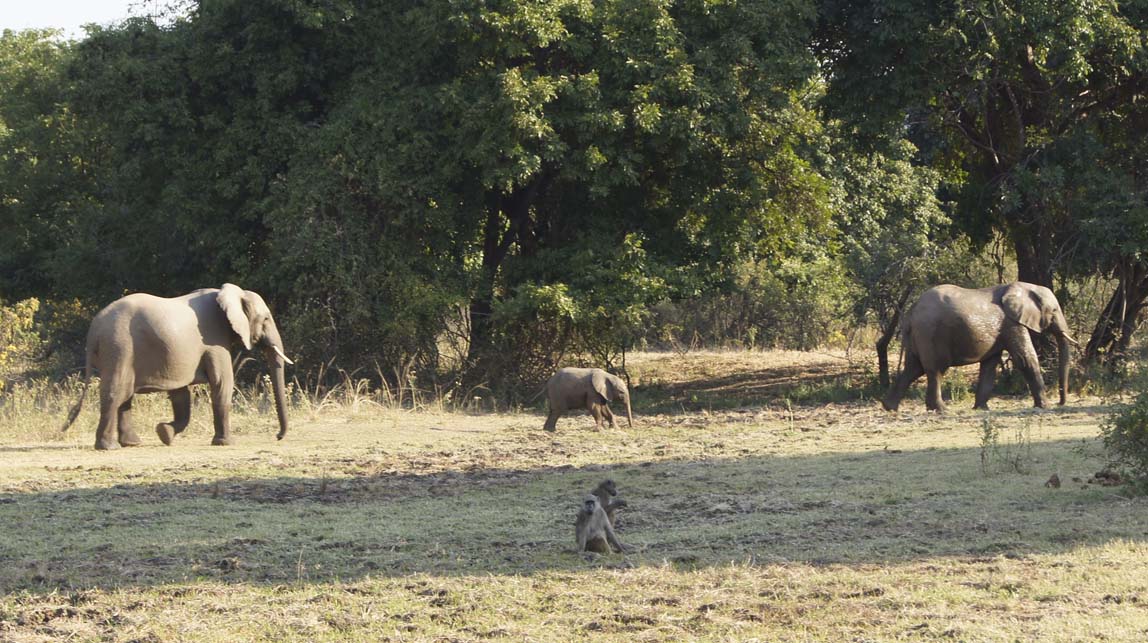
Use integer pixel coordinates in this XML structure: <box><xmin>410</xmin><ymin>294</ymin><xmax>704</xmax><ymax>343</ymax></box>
<box><xmin>544</xmin><ymin>367</ymin><xmax>633</xmax><ymax>431</ymax></box>
<box><xmin>63</xmin><ymin>284</ymin><xmax>293</xmax><ymax>449</ymax></box>
<box><xmin>882</xmin><ymin>282</ymin><xmax>1078</xmax><ymax>413</ymax></box>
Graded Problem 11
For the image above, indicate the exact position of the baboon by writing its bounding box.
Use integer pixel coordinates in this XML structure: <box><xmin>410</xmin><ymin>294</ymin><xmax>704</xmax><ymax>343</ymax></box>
<box><xmin>575</xmin><ymin>495</ymin><xmax>628</xmax><ymax>554</ymax></box>
<box><xmin>591</xmin><ymin>479</ymin><xmax>627</xmax><ymax>528</ymax></box>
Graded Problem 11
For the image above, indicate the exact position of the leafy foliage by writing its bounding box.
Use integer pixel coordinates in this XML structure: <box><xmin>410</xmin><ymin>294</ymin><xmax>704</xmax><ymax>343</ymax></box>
<box><xmin>1101</xmin><ymin>392</ymin><xmax>1148</xmax><ymax>489</ymax></box>
<box><xmin>0</xmin><ymin>298</ymin><xmax>41</xmax><ymax>390</ymax></box>
<box><xmin>1</xmin><ymin>0</ymin><xmax>1148</xmax><ymax>400</ymax></box>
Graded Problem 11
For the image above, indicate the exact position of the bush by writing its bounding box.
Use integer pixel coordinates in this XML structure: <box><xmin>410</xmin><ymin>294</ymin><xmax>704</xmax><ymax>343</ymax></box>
<box><xmin>484</xmin><ymin>283</ymin><xmax>578</xmax><ymax>403</ymax></box>
<box><xmin>1100</xmin><ymin>392</ymin><xmax>1148</xmax><ymax>490</ymax></box>
<box><xmin>647</xmin><ymin>255</ymin><xmax>854</xmax><ymax>351</ymax></box>
<box><xmin>0</xmin><ymin>297</ymin><xmax>95</xmax><ymax>390</ymax></box>
<box><xmin>0</xmin><ymin>298</ymin><xmax>44</xmax><ymax>391</ymax></box>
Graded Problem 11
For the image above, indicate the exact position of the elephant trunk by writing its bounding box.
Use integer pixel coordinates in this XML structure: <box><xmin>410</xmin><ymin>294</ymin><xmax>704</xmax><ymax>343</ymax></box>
<box><xmin>271</xmin><ymin>356</ymin><xmax>289</xmax><ymax>439</ymax></box>
<box><xmin>625</xmin><ymin>392</ymin><xmax>633</xmax><ymax>428</ymax></box>
<box><xmin>1057</xmin><ymin>332</ymin><xmax>1071</xmax><ymax>406</ymax></box>
<box><xmin>1051</xmin><ymin>309</ymin><xmax>1076</xmax><ymax>406</ymax></box>
<box><xmin>262</xmin><ymin>324</ymin><xmax>290</xmax><ymax>440</ymax></box>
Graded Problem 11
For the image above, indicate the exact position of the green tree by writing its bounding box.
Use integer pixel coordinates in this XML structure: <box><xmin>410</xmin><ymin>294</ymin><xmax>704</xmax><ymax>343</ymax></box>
<box><xmin>11</xmin><ymin>0</ymin><xmax>834</xmax><ymax>391</ymax></box>
<box><xmin>272</xmin><ymin>0</ymin><xmax>829</xmax><ymax>384</ymax></box>
<box><xmin>833</xmin><ymin>139</ymin><xmax>956</xmax><ymax>385</ymax></box>
<box><xmin>817</xmin><ymin>0</ymin><xmax>1148</xmax><ymax>289</ymax></box>
<box><xmin>0</xmin><ymin>30</ymin><xmax>92</xmax><ymax>299</ymax></box>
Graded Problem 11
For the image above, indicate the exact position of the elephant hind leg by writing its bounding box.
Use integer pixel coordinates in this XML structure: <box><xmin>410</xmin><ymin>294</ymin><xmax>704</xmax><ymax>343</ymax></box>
<box><xmin>117</xmin><ymin>396</ymin><xmax>142</xmax><ymax>447</ymax></box>
<box><xmin>974</xmin><ymin>354</ymin><xmax>1003</xmax><ymax>410</ymax></box>
<box><xmin>95</xmin><ymin>378</ymin><xmax>131</xmax><ymax>450</ymax></box>
<box><xmin>925</xmin><ymin>371</ymin><xmax>946</xmax><ymax>413</ymax></box>
<box><xmin>156</xmin><ymin>387</ymin><xmax>192</xmax><ymax>446</ymax></box>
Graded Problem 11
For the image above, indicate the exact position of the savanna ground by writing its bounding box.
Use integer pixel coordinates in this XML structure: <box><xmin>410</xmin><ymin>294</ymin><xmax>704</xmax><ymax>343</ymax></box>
<box><xmin>1</xmin><ymin>351</ymin><xmax>1147</xmax><ymax>642</ymax></box>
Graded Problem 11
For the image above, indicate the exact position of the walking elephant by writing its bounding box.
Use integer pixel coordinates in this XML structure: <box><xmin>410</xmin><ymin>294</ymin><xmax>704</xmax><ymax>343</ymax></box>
<box><xmin>882</xmin><ymin>282</ymin><xmax>1078</xmax><ymax>413</ymax></box>
<box><xmin>62</xmin><ymin>284</ymin><xmax>293</xmax><ymax>450</ymax></box>
<box><xmin>544</xmin><ymin>367</ymin><xmax>633</xmax><ymax>431</ymax></box>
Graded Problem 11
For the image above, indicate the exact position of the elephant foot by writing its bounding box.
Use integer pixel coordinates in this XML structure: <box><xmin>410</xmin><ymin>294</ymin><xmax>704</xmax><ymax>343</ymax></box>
<box><xmin>211</xmin><ymin>436</ymin><xmax>233</xmax><ymax>446</ymax></box>
<box><xmin>156</xmin><ymin>423</ymin><xmax>176</xmax><ymax>446</ymax></box>
<box><xmin>94</xmin><ymin>438</ymin><xmax>121</xmax><ymax>451</ymax></box>
<box><xmin>118</xmin><ymin>428</ymin><xmax>142</xmax><ymax>447</ymax></box>
<box><xmin>973</xmin><ymin>403</ymin><xmax>989</xmax><ymax>411</ymax></box>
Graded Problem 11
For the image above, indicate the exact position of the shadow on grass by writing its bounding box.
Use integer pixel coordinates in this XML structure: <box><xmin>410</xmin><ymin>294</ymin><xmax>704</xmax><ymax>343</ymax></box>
<box><xmin>628</xmin><ymin>353</ymin><xmax>1113</xmax><ymax>417</ymax></box>
<box><xmin>635</xmin><ymin>361</ymin><xmax>879</xmax><ymax>413</ymax></box>
<box><xmin>0</xmin><ymin>444</ymin><xmax>85</xmax><ymax>453</ymax></box>
<box><xmin>0</xmin><ymin>436</ymin><xmax>1142</xmax><ymax>593</ymax></box>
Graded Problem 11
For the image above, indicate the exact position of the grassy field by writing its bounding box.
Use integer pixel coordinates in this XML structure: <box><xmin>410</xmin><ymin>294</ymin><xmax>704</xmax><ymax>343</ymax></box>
<box><xmin>1</xmin><ymin>351</ymin><xmax>1146</xmax><ymax>642</ymax></box>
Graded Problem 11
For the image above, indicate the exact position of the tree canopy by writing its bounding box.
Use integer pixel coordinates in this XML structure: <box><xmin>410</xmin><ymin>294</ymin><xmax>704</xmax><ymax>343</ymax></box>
<box><xmin>2</xmin><ymin>0</ymin><xmax>1147</xmax><ymax>392</ymax></box>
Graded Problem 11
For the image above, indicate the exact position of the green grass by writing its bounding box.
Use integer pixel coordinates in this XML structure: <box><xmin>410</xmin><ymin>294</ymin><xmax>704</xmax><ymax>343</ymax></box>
<box><xmin>1</xmin><ymin>351</ymin><xmax>1147</xmax><ymax>641</ymax></box>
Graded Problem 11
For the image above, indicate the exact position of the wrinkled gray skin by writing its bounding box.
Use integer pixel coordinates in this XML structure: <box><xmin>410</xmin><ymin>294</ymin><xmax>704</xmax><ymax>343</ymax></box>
<box><xmin>62</xmin><ymin>284</ymin><xmax>292</xmax><ymax>450</ymax></box>
<box><xmin>883</xmin><ymin>282</ymin><xmax>1078</xmax><ymax>413</ymax></box>
<box><xmin>544</xmin><ymin>367</ymin><xmax>633</xmax><ymax>431</ymax></box>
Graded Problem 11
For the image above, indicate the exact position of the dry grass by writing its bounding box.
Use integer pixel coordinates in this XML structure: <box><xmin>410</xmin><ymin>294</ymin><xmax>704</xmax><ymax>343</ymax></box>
<box><xmin>1</xmin><ymin>350</ymin><xmax>1146</xmax><ymax>642</ymax></box>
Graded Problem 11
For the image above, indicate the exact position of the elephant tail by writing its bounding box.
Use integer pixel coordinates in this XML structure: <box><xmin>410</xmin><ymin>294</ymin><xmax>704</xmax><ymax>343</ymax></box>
<box><xmin>894</xmin><ymin>322</ymin><xmax>910</xmax><ymax>373</ymax></box>
<box><xmin>525</xmin><ymin>381</ymin><xmax>549</xmax><ymax>404</ymax></box>
<box><xmin>61</xmin><ymin>346</ymin><xmax>95</xmax><ymax>433</ymax></box>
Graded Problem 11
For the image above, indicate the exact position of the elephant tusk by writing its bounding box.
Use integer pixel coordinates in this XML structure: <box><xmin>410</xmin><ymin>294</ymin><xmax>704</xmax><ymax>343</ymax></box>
<box><xmin>1062</xmin><ymin>333</ymin><xmax>1080</xmax><ymax>347</ymax></box>
<box><xmin>272</xmin><ymin>345</ymin><xmax>295</xmax><ymax>365</ymax></box>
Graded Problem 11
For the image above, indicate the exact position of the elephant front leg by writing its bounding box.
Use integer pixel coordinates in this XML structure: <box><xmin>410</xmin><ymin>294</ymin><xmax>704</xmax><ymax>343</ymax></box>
<box><xmin>974</xmin><ymin>354</ymin><xmax>1002</xmax><ymax>410</ymax></box>
<box><xmin>1005</xmin><ymin>328</ymin><xmax>1046</xmax><ymax>408</ymax></box>
<box><xmin>589</xmin><ymin>403</ymin><xmax>605</xmax><ymax>430</ymax></box>
<box><xmin>925</xmin><ymin>371</ymin><xmax>946</xmax><ymax>413</ymax></box>
<box><xmin>156</xmin><ymin>387</ymin><xmax>192</xmax><ymax>446</ymax></box>
<box><xmin>543</xmin><ymin>407</ymin><xmax>560</xmax><ymax>432</ymax></box>
<box><xmin>602</xmin><ymin>404</ymin><xmax>617</xmax><ymax>429</ymax></box>
<box><xmin>116</xmin><ymin>396</ymin><xmax>142</xmax><ymax>447</ymax></box>
<box><xmin>203</xmin><ymin>350</ymin><xmax>235</xmax><ymax>446</ymax></box>
<box><xmin>882</xmin><ymin>354</ymin><xmax>924</xmax><ymax>412</ymax></box>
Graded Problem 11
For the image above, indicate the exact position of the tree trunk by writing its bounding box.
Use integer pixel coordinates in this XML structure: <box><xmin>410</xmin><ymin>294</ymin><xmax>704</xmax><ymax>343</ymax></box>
<box><xmin>465</xmin><ymin>202</ymin><xmax>508</xmax><ymax>367</ymax></box>
<box><xmin>875</xmin><ymin>307</ymin><xmax>902</xmax><ymax>388</ymax></box>
<box><xmin>875</xmin><ymin>287</ymin><xmax>913</xmax><ymax>388</ymax></box>
<box><xmin>1013</xmin><ymin>225</ymin><xmax>1054</xmax><ymax>289</ymax></box>
<box><xmin>1012</xmin><ymin>220</ymin><xmax>1058</xmax><ymax>361</ymax></box>
<box><xmin>1083</xmin><ymin>261</ymin><xmax>1148</xmax><ymax>366</ymax></box>
<box><xmin>464</xmin><ymin>178</ymin><xmax>545</xmax><ymax>371</ymax></box>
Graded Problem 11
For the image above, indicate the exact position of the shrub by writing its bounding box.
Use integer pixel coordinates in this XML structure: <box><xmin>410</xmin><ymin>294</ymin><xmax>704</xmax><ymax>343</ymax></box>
<box><xmin>0</xmin><ymin>298</ymin><xmax>44</xmax><ymax>391</ymax></box>
<box><xmin>1100</xmin><ymin>392</ymin><xmax>1148</xmax><ymax>489</ymax></box>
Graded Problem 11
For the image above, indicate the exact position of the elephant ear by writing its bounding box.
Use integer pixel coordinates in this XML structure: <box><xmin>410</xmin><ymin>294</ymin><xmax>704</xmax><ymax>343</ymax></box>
<box><xmin>1002</xmin><ymin>283</ymin><xmax>1043</xmax><ymax>332</ymax></box>
<box><xmin>590</xmin><ymin>370</ymin><xmax>613</xmax><ymax>402</ymax></box>
<box><xmin>217</xmin><ymin>283</ymin><xmax>253</xmax><ymax>350</ymax></box>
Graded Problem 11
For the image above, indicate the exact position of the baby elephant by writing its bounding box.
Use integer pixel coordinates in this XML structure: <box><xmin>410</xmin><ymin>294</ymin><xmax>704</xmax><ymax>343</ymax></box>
<box><xmin>544</xmin><ymin>367</ymin><xmax>632</xmax><ymax>432</ymax></box>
